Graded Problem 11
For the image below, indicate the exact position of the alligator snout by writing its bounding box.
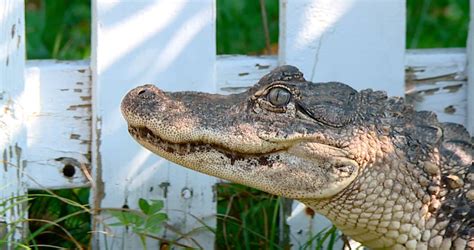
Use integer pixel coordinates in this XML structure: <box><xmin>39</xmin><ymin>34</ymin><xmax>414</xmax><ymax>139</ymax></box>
<box><xmin>123</xmin><ymin>84</ymin><xmax>163</xmax><ymax>104</ymax></box>
<box><xmin>121</xmin><ymin>84</ymin><xmax>168</xmax><ymax>127</ymax></box>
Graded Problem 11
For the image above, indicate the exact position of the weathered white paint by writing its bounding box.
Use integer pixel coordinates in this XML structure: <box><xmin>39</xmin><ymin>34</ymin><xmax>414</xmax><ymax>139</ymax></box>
<box><xmin>216</xmin><ymin>55</ymin><xmax>278</xmax><ymax>94</ymax></box>
<box><xmin>24</xmin><ymin>60</ymin><xmax>91</xmax><ymax>190</ymax></box>
<box><xmin>91</xmin><ymin>1</ymin><xmax>216</xmax><ymax>249</ymax></box>
<box><xmin>468</xmin><ymin>0</ymin><xmax>474</xmax><ymax>134</ymax></box>
<box><xmin>279</xmin><ymin>0</ymin><xmax>405</xmax><ymax>97</ymax></box>
<box><xmin>280</xmin><ymin>0</ymin><xmax>405</xmax><ymax>248</ymax></box>
<box><xmin>0</xmin><ymin>1</ymin><xmax>27</xmax><ymax>246</ymax></box>
<box><xmin>406</xmin><ymin>49</ymin><xmax>467</xmax><ymax>126</ymax></box>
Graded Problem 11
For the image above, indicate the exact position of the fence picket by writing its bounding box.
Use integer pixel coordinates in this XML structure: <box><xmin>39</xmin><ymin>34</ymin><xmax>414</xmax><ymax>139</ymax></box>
<box><xmin>0</xmin><ymin>1</ymin><xmax>27</xmax><ymax>247</ymax></box>
<box><xmin>468</xmin><ymin>0</ymin><xmax>474</xmax><ymax>134</ymax></box>
<box><xmin>279</xmin><ymin>0</ymin><xmax>405</xmax><ymax>95</ymax></box>
<box><xmin>90</xmin><ymin>1</ymin><xmax>217</xmax><ymax>249</ymax></box>
<box><xmin>279</xmin><ymin>0</ymin><xmax>405</xmax><ymax>248</ymax></box>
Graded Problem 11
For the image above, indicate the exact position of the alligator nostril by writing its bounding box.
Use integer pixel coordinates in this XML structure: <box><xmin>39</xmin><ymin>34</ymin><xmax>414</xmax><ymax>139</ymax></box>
<box><xmin>138</xmin><ymin>89</ymin><xmax>146</xmax><ymax>95</ymax></box>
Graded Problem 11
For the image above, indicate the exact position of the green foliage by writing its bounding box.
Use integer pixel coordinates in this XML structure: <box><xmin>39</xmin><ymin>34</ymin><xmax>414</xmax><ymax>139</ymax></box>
<box><xmin>216</xmin><ymin>184</ymin><xmax>283</xmax><ymax>249</ymax></box>
<box><xmin>108</xmin><ymin>199</ymin><xmax>168</xmax><ymax>248</ymax></box>
<box><xmin>26</xmin><ymin>0</ymin><xmax>91</xmax><ymax>59</ymax></box>
<box><xmin>407</xmin><ymin>0</ymin><xmax>469</xmax><ymax>48</ymax></box>
<box><xmin>299</xmin><ymin>226</ymin><xmax>339</xmax><ymax>250</ymax></box>
<box><xmin>217</xmin><ymin>0</ymin><xmax>279</xmax><ymax>54</ymax></box>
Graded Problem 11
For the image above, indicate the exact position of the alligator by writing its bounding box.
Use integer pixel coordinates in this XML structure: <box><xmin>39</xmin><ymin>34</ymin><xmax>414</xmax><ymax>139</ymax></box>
<box><xmin>121</xmin><ymin>65</ymin><xmax>473</xmax><ymax>249</ymax></box>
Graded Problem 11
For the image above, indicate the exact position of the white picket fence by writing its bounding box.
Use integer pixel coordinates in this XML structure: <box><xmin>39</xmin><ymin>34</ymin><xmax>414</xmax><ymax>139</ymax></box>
<box><xmin>1</xmin><ymin>0</ymin><xmax>473</xmax><ymax>249</ymax></box>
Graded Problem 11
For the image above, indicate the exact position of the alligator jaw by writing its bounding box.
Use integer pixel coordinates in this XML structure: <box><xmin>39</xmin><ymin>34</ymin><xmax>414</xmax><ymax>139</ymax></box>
<box><xmin>127</xmin><ymin>124</ymin><xmax>359</xmax><ymax>200</ymax></box>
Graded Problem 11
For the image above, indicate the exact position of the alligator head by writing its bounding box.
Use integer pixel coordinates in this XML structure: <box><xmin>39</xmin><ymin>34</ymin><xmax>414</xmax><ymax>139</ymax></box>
<box><xmin>121</xmin><ymin>65</ymin><xmax>473</xmax><ymax>249</ymax></box>
<box><xmin>121</xmin><ymin>66</ymin><xmax>361</xmax><ymax>199</ymax></box>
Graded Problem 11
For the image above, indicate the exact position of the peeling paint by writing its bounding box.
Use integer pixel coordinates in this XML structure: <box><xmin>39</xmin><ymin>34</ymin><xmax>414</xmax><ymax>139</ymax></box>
<box><xmin>3</xmin><ymin>149</ymin><xmax>7</xmax><ymax>171</ymax></box>
<box><xmin>444</xmin><ymin>105</ymin><xmax>456</xmax><ymax>114</ymax></box>
<box><xmin>92</xmin><ymin>116</ymin><xmax>105</xmax><ymax>242</ymax></box>
<box><xmin>159</xmin><ymin>182</ymin><xmax>170</xmax><ymax>198</ymax></box>
<box><xmin>11</xmin><ymin>24</ymin><xmax>15</xmax><ymax>38</ymax></box>
<box><xmin>212</xmin><ymin>184</ymin><xmax>217</xmax><ymax>202</ymax></box>
<box><xmin>14</xmin><ymin>143</ymin><xmax>21</xmax><ymax>169</ymax></box>
<box><xmin>406</xmin><ymin>71</ymin><xmax>459</xmax><ymax>84</ymax></box>
<box><xmin>422</xmin><ymin>88</ymin><xmax>440</xmax><ymax>96</ymax></box>
<box><xmin>67</xmin><ymin>104</ymin><xmax>92</xmax><ymax>110</ymax></box>
<box><xmin>443</xmin><ymin>83</ymin><xmax>463</xmax><ymax>93</ymax></box>
<box><xmin>80</xmin><ymin>96</ymin><xmax>92</xmax><ymax>101</ymax></box>
<box><xmin>255</xmin><ymin>63</ymin><xmax>270</xmax><ymax>69</ymax></box>
<box><xmin>405</xmin><ymin>66</ymin><xmax>465</xmax><ymax>91</ymax></box>
<box><xmin>70</xmin><ymin>134</ymin><xmax>81</xmax><ymax>140</ymax></box>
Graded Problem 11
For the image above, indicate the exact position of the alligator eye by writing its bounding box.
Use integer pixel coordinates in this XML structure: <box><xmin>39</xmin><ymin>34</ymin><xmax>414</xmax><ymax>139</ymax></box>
<box><xmin>267</xmin><ymin>87</ymin><xmax>291</xmax><ymax>107</ymax></box>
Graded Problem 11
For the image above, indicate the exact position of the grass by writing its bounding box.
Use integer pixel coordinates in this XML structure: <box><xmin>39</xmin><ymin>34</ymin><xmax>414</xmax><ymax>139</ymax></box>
<box><xmin>216</xmin><ymin>183</ymin><xmax>283</xmax><ymax>249</ymax></box>
<box><xmin>217</xmin><ymin>0</ymin><xmax>279</xmax><ymax>55</ymax></box>
<box><xmin>25</xmin><ymin>0</ymin><xmax>90</xmax><ymax>60</ymax></box>
<box><xmin>407</xmin><ymin>0</ymin><xmax>469</xmax><ymax>48</ymax></box>
<box><xmin>22</xmin><ymin>0</ymin><xmax>471</xmax><ymax>249</ymax></box>
<box><xmin>27</xmin><ymin>189</ymin><xmax>91</xmax><ymax>248</ymax></box>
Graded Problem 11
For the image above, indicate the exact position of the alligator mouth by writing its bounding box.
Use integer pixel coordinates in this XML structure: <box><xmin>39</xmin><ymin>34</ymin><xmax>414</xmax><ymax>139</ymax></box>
<box><xmin>129</xmin><ymin>125</ymin><xmax>359</xmax><ymax>199</ymax></box>
<box><xmin>128</xmin><ymin>126</ymin><xmax>283</xmax><ymax>165</ymax></box>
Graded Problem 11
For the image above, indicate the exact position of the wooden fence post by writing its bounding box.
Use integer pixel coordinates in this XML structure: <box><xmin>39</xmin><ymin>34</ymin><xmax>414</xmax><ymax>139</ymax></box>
<box><xmin>468</xmin><ymin>0</ymin><xmax>474</xmax><ymax>134</ymax></box>
<box><xmin>0</xmin><ymin>1</ymin><xmax>27</xmax><ymax>247</ymax></box>
<box><xmin>279</xmin><ymin>0</ymin><xmax>405</xmax><ymax>248</ymax></box>
<box><xmin>90</xmin><ymin>1</ymin><xmax>217</xmax><ymax>248</ymax></box>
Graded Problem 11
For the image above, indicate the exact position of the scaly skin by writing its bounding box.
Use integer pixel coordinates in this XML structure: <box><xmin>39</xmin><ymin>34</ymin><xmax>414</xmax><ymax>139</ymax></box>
<box><xmin>121</xmin><ymin>66</ymin><xmax>473</xmax><ymax>249</ymax></box>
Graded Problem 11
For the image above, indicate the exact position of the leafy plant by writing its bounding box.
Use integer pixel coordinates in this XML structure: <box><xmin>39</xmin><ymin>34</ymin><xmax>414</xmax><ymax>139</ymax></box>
<box><xmin>108</xmin><ymin>198</ymin><xmax>168</xmax><ymax>248</ymax></box>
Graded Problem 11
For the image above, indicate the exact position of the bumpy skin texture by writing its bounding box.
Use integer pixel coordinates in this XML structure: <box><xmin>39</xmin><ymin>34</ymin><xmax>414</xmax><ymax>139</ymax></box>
<box><xmin>121</xmin><ymin>66</ymin><xmax>473</xmax><ymax>249</ymax></box>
